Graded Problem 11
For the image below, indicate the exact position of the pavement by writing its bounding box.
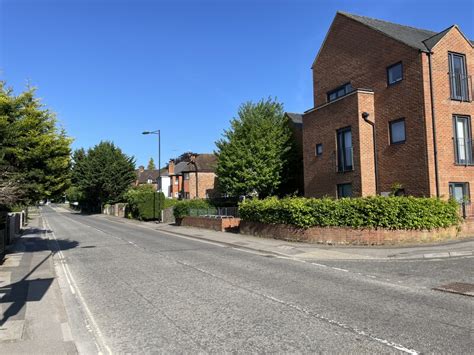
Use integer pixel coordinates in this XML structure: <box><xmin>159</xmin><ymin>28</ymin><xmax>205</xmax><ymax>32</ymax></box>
<box><xmin>97</xmin><ymin>211</ymin><xmax>474</xmax><ymax>261</ymax></box>
<box><xmin>18</xmin><ymin>205</ymin><xmax>470</xmax><ymax>354</ymax></box>
<box><xmin>0</xmin><ymin>210</ymin><xmax>105</xmax><ymax>354</ymax></box>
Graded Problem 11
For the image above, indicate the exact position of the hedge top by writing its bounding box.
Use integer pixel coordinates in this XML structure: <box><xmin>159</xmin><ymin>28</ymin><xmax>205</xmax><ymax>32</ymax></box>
<box><xmin>238</xmin><ymin>196</ymin><xmax>461</xmax><ymax>230</ymax></box>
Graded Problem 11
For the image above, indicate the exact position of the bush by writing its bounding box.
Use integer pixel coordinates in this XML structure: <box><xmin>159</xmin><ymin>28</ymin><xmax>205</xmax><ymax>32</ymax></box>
<box><xmin>238</xmin><ymin>196</ymin><xmax>460</xmax><ymax>230</ymax></box>
<box><xmin>124</xmin><ymin>189</ymin><xmax>166</xmax><ymax>220</ymax></box>
<box><xmin>173</xmin><ymin>199</ymin><xmax>212</xmax><ymax>219</ymax></box>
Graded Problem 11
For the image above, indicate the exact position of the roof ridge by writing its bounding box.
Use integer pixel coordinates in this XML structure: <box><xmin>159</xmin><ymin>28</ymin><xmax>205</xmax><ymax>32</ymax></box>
<box><xmin>337</xmin><ymin>11</ymin><xmax>436</xmax><ymax>35</ymax></box>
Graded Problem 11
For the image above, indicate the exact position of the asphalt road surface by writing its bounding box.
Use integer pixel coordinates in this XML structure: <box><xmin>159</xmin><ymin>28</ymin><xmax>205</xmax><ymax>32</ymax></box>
<box><xmin>41</xmin><ymin>206</ymin><xmax>473</xmax><ymax>354</ymax></box>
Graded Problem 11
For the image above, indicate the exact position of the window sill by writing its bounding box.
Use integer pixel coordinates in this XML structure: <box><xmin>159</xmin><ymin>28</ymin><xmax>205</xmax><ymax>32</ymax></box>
<box><xmin>449</xmin><ymin>97</ymin><xmax>471</xmax><ymax>103</ymax></box>
<box><xmin>387</xmin><ymin>79</ymin><xmax>403</xmax><ymax>87</ymax></box>
<box><xmin>454</xmin><ymin>163</ymin><xmax>474</xmax><ymax>167</ymax></box>
<box><xmin>390</xmin><ymin>140</ymin><xmax>406</xmax><ymax>145</ymax></box>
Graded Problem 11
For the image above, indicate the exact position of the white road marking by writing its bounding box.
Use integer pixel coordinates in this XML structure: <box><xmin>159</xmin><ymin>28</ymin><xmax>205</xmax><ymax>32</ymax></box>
<box><xmin>311</xmin><ymin>262</ymin><xmax>328</xmax><ymax>267</ymax></box>
<box><xmin>43</xmin><ymin>215</ymin><xmax>112</xmax><ymax>355</ymax></box>
<box><xmin>331</xmin><ymin>267</ymin><xmax>349</xmax><ymax>272</ymax></box>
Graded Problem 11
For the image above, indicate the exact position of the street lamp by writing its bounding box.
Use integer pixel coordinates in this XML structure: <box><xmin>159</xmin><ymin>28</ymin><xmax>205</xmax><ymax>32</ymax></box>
<box><xmin>142</xmin><ymin>130</ymin><xmax>161</xmax><ymax>221</ymax></box>
<box><xmin>141</xmin><ymin>130</ymin><xmax>161</xmax><ymax>190</ymax></box>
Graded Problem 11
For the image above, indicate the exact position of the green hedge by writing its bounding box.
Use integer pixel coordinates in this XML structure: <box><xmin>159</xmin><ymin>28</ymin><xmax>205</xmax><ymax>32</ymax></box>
<box><xmin>124</xmin><ymin>190</ymin><xmax>166</xmax><ymax>220</ymax></box>
<box><xmin>238</xmin><ymin>196</ymin><xmax>460</xmax><ymax>230</ymax></box>
<box><xmin>173</xmin><ymin>199</ymin><xmax>212</xmax><ymax>219</ymax></box>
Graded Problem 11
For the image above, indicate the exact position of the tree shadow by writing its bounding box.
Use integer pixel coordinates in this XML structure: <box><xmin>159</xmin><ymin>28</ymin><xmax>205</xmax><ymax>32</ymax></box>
<box><xmin>0</xmin><ymin>231</ymin><xmax>80</xmax><ymax>326</ymax></box>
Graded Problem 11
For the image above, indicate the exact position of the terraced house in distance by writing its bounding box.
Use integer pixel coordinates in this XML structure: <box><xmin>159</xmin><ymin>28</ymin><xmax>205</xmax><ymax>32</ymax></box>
<box><xmin>303</xmin><ymin>11</ymin><xmax>473</xmax><ymax>213</ymax></box>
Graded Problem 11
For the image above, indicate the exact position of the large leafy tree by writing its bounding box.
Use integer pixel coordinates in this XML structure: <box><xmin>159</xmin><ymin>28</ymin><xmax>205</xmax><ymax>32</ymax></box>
<box><xmin>71</xmin><ymin>141</ymin><xmax>135</xmax><ymax>210</ymax></box>
<box><xmin>0</xmin><ymin>81</ymin><xmax>72</xmax><ymax>207</ymax></box>
<box><xmin>215</xmin><ymin>98</ymin><xmax>295</xmax><ymax>197</ymax></box>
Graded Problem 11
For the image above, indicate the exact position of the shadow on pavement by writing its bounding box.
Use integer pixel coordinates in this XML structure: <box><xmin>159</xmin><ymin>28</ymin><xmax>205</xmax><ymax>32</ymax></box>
<box><xmin>0</xmin><ymin>229</ymin><xmax>80</xmax><ymax>326</ymax></box>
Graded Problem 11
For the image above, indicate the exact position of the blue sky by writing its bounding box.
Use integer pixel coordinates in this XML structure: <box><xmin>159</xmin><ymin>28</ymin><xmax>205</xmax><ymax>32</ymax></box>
<box><xmin>1</xmin><ymin>0</ymin><xmax>473</xmax><ymax>168</ymax></box>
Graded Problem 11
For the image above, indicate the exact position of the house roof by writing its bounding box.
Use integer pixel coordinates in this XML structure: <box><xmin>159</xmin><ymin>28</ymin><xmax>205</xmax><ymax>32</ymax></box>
<box><xmin>171</xmin><ymin>161</ymin><xmax>188</xmax><ymax>175</ymax></box>
<box><xmin>285</xmin><ymin>112</ymin><xmax>303</xmax><ymax>125</ymax></box>
<box><xmin>183</xmin><ymin>154</ymin><xmax>217</xmax><ymax>173</ymax></box>
<box><xmin>135</xmin><ymin>168</ymin><xmax>167</xmax><ymax>184</ymax></box>
<box><xmin>339</xmin><ymin>12</ymin><xmax>436</xmax><ymax>51</ymax></box>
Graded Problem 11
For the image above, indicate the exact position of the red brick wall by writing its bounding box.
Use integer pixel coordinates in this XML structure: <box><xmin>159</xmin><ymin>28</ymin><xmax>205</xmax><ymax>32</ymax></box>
<box><xmin>421</xmin><ymin>27</ymin><xmax>474</xmax><ymax>200</ymax></box>
<box><xmin>181</xmin><ymin>216</ymin><xmax>241</xmax><ymax>232</ymax></box>
<box><xmin>240</xmin><ymin>220</ymin><xmax>468</xmax><ymax>246</ymax></box>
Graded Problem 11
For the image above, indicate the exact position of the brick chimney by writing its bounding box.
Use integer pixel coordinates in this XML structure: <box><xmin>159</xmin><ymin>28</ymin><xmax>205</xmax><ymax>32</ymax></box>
<box><xmin>138</xmin><ymin>165</ymin><xmax>145</xmax><ymax>172</ymax></box>
<box><xmin>168</xmin><ymin>159</ymin><xmax>175</xmax><ymax>174</ymax></box>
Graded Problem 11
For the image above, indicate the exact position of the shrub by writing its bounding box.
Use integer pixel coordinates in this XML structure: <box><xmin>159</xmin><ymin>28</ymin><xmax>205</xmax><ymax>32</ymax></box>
<box><xmin>173</xmin><ymin>199</ymin><xmax>212</xmax><ymax>219</ymax></box>
<box><xmin>124</xmin><ymin>189</ymin><xmax>166</xmax><ymax>220</ymax></box>
<box><xmin>238</xmin><ymin>196</ymin><xmax>460</xmax><ymax>230</ymax></box>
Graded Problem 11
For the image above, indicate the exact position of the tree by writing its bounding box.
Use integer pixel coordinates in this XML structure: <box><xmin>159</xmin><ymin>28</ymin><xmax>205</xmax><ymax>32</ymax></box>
<box><xmin>147</xmin><ymin>157</ymin><xmax>156</xmax><ymax>170</ymax></box>
<box><xmin>215</xmin><ymin>98</ymin><xmax>295</xmax><ymax>197</ymax></box>
<box><xmin>0</xmin><ymin>81</ymin><xmax>72</xmax><ymax>207</ymax></box>
<box><xmin>71</xmin><ymin>141</ymin><xmax>135</xmax><ymax>211</ymax></box>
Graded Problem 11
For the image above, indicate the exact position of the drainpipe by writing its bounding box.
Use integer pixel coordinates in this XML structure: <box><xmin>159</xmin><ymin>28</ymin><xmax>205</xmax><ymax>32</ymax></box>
<box><xmin>427</xmin><ymin>52</ymin><xmax>440</xmax><ymax>197</ymax></box>
<box><xmin>362</xmin><ymin>112</ymin><xmax>379</xmax><ymax>194</ymax></box>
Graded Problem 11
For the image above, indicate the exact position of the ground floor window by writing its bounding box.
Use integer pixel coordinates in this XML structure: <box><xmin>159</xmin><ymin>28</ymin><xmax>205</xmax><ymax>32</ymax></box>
<box><xmin>337</xmin><ymin>183</ymin><xmax>352</xmax><ymax>198</ymax></box>
<box><xmin>449</xmin><ymin>182</ymin><xmax>470</xmax><ymax>203</ymax></box>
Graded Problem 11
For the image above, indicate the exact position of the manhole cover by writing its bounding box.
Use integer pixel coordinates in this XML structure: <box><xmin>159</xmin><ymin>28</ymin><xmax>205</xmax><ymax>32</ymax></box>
<box><xmin>433</xmin><ymin>282</ymin><xmax>474</xmax><ymax>297</ymax></box>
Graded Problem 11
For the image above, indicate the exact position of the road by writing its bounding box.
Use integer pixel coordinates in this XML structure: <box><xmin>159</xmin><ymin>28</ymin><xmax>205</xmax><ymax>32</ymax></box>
<box><xmin>41</xmin><ymin>206</ymin><xmax>473</xmax><ymax>354</ymax></box>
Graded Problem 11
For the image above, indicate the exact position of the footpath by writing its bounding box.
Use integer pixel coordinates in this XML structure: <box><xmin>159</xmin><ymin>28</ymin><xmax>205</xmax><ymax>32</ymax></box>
<box><xmin>95</xmin><ymin>213</ymin><xmax>474</xmax><ymax>261</ymax></box>
<box><xmin>0</xmin><ymin>212</ymin><xmax>93</xmax><ymax>354</ymax></box>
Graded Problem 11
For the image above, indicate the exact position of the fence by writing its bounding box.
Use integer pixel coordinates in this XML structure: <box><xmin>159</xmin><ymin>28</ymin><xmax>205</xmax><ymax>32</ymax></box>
<box><xmin>188</xmin><ymin>206</ymin><xmax>239</xmax><ymax>218</ymax></box>
<box><xmin>0</xmin><ymin>210</ymin><xmax>26</xmax><ymax>259</ymax></box>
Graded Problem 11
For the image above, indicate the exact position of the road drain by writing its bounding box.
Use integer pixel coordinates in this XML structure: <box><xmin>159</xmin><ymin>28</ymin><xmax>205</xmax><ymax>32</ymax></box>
<box><xmin>433</xmin><ymin>282</ymin><xmax>474</xmax><ymax>297</ymax></box>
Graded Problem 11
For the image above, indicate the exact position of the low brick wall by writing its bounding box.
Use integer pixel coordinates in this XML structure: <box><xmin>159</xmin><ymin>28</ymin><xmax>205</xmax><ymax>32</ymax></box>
<box><xmin>239</xmin><ymin>220</ymin><xmax>470</xmax><ymax>246</ymax></box>
<box><xmin>181</xmin><ymin>216</ymin><xmax>241</xmax><ymax>232</ymax></box>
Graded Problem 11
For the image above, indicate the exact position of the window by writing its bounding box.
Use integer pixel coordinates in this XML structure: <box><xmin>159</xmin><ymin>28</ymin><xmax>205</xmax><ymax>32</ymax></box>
<box><xmin>327</xmin><ymin>83</ymin><xmax>353</xmax><ymax>102</ymax></box>
<box><xmin>147</xmin><ymin>178</ymin><xmax>153</xmax><ymax>184</ymax></box>
<box><xmin>337</xmin><ymin>127</ymin><xmax>353</xmax><ymax>172</ymax></box>
<box><xmin>449</xmin><ymin>53</ymin><xmax>469</xmax><ymax>101</ymax></box>
<box><xmin>174</xmin><ymin>177</ymin><xmax>178</xmax><ymax>185</ymax></box>
<box><xmin>449</xmin><ymin>182</ymin><xmax>470</xmax><ymax>203</ymax></box>
<box><xmin>453</xmin><ymin>115</ymin><xmax>473</xmax><ymax>165</ymax></box>
<box><xmin>174</xmin><ymin>192</ymin><xmax>179</xmax><ymax>198</ymax></box>
<box><xmin>315</xmin><ymin>144</ymin><xmax>323</xmax><ymax>156</ymax></box>
<box><xmin>337</xmin><ymin>183</ymin><xmax>352</xmax><ymax>198</ymax></box>
<box><xmin>183</xmin><ymin>173</ymin><xmax>190</xmax><ymax>180</ymax></box>
<box><xmin>389</xmin><ymin>119</ymin><xmax>406</xmax><ymax>144</ymax></box>
<box><xmin>387</xmin><ymin>62</ymin><xmax>403</xmax><ymax>85</ymax></box>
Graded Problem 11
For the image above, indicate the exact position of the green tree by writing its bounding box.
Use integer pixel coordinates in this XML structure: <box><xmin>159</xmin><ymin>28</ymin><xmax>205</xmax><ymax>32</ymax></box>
<box><xmin>0</xmin><ymin>81</ymin><xmax>72</xmax><ymax>207</ymax></box>
<box><xmin>147</xmin><ymin>157</ymin><xmax>156</xmax><ymax>170</ymax></box>
<box><xmin>215</xmin><ymin>98</ymin><xmax>294</xmax><ymax>197</ymax></box>
<box><xmin>71</xmin><ymin>141</ymin><xmax>135</xmax><ymax>211</ymax></box>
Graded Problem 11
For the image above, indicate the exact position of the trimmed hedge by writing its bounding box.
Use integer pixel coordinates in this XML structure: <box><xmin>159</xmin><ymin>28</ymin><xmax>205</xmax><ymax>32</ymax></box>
<box><xmin>239</xmin><ymin>196</ymin><xmax>461</xmax><ymax>230</ymax></box>
<box><xmin>173</xmin><ymin>199</ymin><xmax>212</xmax><ymax>219</ymax></box>
<box><xmin>124</xmin><ymin>191</ymin><xmax>166</xmax><ymax>220</ymax></box>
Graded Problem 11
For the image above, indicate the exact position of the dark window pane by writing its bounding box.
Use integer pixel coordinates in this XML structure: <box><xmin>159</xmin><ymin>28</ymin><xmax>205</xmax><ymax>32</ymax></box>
<box><xmin>337</xmin><ymin>128</ymin><xmax>353</xmax><ymax>172</ymax></box>
<box><xmin>316</xmin><ymin>144</ymin><xmax>323</xmax><ymax>156</ymax></box>
<box><xmin>388</xmin><ymin>63</ymin><xmax>403</xmax><ymax>85</ymax></box>
<box><xmin>390</xmin><ymin>119</ymin><xmax>405</xmax><ymax>143</ymax></box>
<box><xmin>449</xmin><ymin>53</ymin><xmax>468</xmax><ymax>101</ymax></box>
<box><xmin>453</xmin><ymin>115</ymin><xmax>473</xmax><ymax>164</ymax></box>
<box><xmin>337</xmin><ymin>184</ymin><xmax>352</xmax><ymax>198</ymax></box>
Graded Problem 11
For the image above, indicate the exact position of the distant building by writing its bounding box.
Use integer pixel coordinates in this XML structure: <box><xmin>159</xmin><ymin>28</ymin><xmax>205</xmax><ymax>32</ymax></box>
<box><xmin>166</xmin><ymin>153</ymin><xmax>218</xmax><ymax>199</ymax></box>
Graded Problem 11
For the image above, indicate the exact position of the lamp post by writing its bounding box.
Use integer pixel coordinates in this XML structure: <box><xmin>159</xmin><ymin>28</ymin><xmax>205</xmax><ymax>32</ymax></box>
<box><xmin>142</xmin><ymin>130</ymin><xmax>161</xmax><ymax>189</ymax></box>
<box><xmin>142</xmin><ymin>130</ymin><xmax>161</xmax><ymax>220</ymax></box>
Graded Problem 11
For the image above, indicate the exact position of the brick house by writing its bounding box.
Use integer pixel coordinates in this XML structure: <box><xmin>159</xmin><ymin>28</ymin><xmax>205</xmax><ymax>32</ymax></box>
<box><xmin>166</xmin><ymin>153</ymin><xmax>218</xmax><ymax>199</ymax></box>
<box><xmin>134</xmin><ymin>166</ymin><xmax>167</xmax><ymax>191</ymax></box>
<box><xmin>303</xmin><ymin>12</ymin><xmax>473</xmax><ymax>207</ymax></box>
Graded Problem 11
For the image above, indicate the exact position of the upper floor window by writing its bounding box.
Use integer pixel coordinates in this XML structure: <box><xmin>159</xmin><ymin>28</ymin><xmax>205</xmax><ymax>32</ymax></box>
<box><xmin>183</xmin><ymin>173</ymin><xmax>190</xmax><ymax>180</ymax></box>
<box><xmin>387</xmin><ymin>62</ymin><xmax>403</xmax><ymax>85</ymax></box>
<box><xmin>337</xmin><ymin>127</ymin><xmax>353</xmax><ymax>172</ymax></box>
<box><xmin>147</xmin><ymin>178</ymin><xmax>153</xmax><ymax>184</ymax></box>
<box><xmin>174</xmin><ymin>177</ymin><xmax>179</xmax><ymax>185</ymax></box>
<box><xmin>389</xmin><ymin>118</ymin><xmax>406</xmax><ymax>144</ymax></box>
<box><xmin>449</xmin><ymin>53</ymin><xmax>469</xmax><ymax>101</ymax></box>
<box><xmin>327</xmin><ymin>83</ymin><xmax>353</xmax><ymax>102</ymax></box>
<box><xmin>453</xmin><ymin>115</ymin><xmax>473</xmax><ymax>165</ymax></box>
